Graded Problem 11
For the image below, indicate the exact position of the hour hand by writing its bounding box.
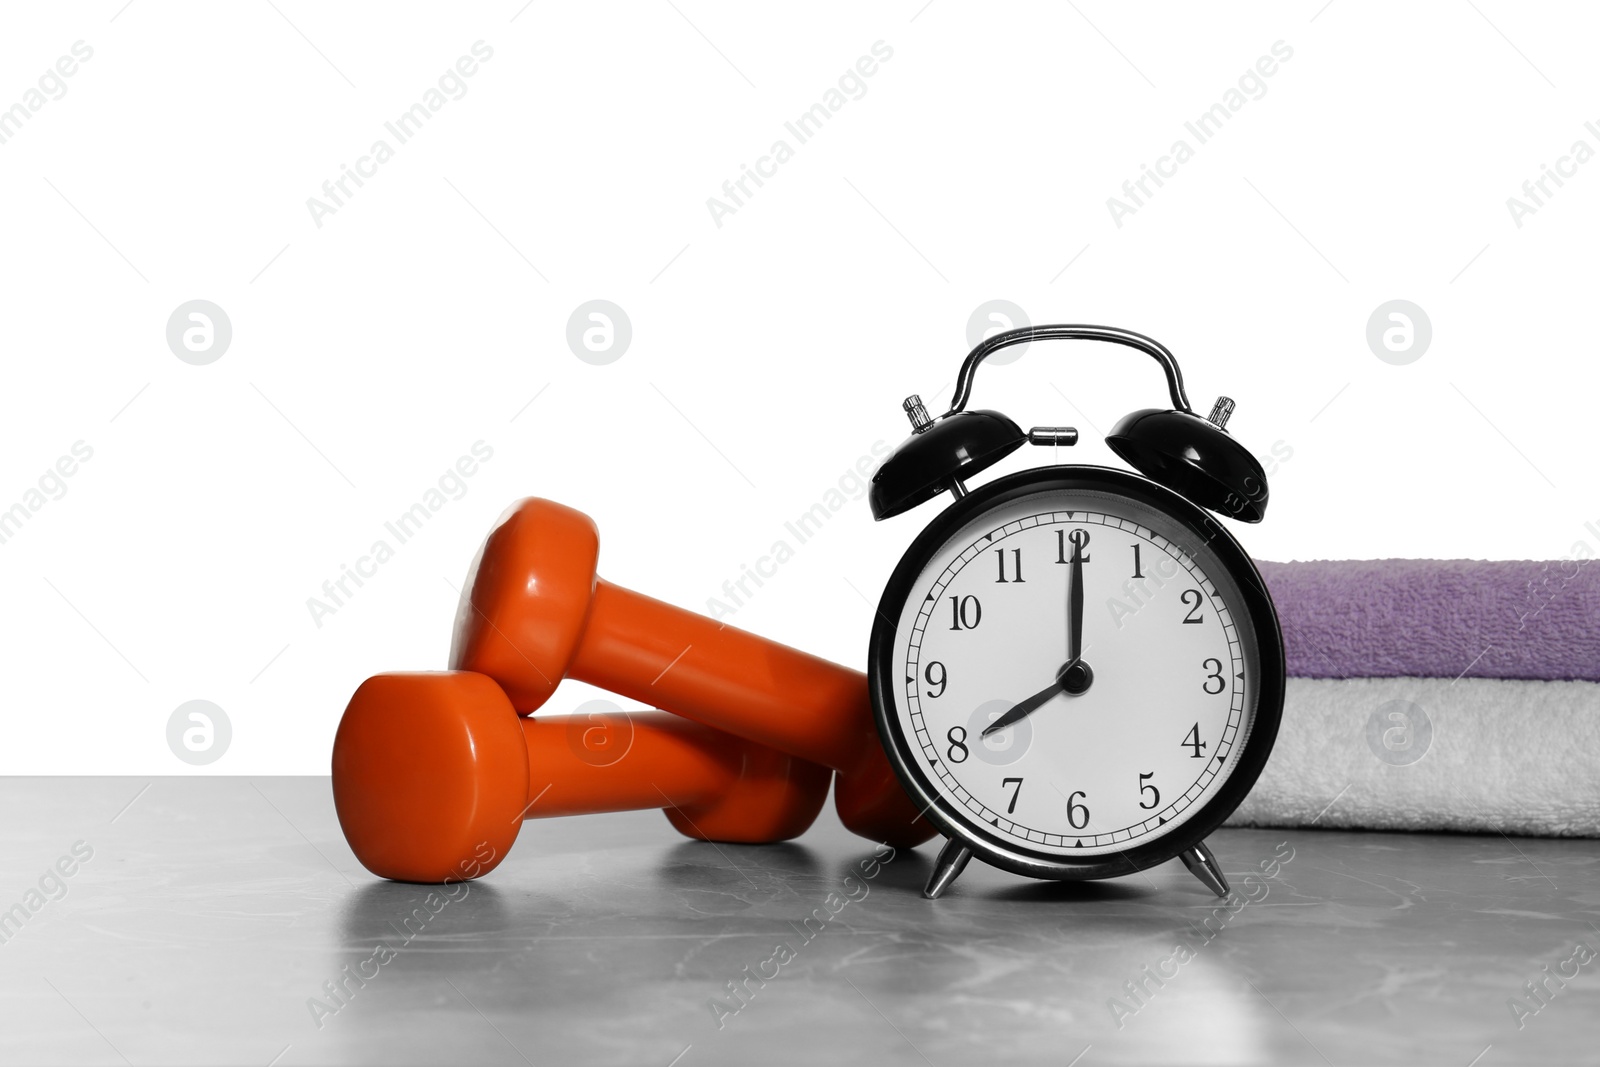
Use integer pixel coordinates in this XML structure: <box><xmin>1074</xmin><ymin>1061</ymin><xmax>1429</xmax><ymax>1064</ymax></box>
<box><xmin>981</xmin><ymin>678</ymin><xmax>1065</xmax><ymax>737</ymax></box>
<box><xmin>981</xmin><ymin>659</ymin><xmax>1095</xmax><ymax>738</ymax></box>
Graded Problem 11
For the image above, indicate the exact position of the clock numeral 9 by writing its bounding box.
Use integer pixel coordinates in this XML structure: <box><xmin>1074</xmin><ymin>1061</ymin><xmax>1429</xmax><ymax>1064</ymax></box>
<box><xmin>1065</xmin><ymin>790</ymin><xmax>1090</xmax><ymax>830</ymax></box>
<box><xmin>1202</xmin><ymin>657</ymin><xmax>1226</xmax><ymax>694</ymax></box>
<box><xmin>1181</xmin><ymin>589</ymin><xmax>1204</xmax><ymax>624</ymax></box>
<box><xmin>1056</xmin><ymin>529</ymin><xmax>1091</xmax><ymax>564</ymax></box>
<box><xmin>1139</xmin><ymin>772</ymin><xmax>1160</xmax><ymax>810</ymax></box>
<box><xmin>923</xmin><ymin>661</ymin><xmax>947</xmax><ymax>698</ymax></box>
<box><xmin>993</xmin><ymin>548</ymin><xmax>1024</xmax><ymax>583</ymax></box>
<box><xmin>948</xmin><ymin>595</ymin><xmax>982</xmax><ymax>631</ymax></box>
<box><xmin>945</xmin><ymin>726</ymin><xmax>969</xmax><ymax>763</ymax></box>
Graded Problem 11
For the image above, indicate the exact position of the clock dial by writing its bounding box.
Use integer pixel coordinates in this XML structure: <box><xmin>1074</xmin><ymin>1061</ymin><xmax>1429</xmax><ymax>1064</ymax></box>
<box><xmin>887</xmin><ymin>486</ymin><xmax>1262</xmax><ymax>859</ymax></box>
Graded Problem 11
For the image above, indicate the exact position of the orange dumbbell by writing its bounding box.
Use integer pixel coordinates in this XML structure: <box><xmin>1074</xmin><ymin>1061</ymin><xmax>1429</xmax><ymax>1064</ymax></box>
<box><xmin>332</xmin><ymin>671</ymin><xmax>831</xmax><ymax>883</ymax></box>
<box><xmin>449</xmin><ymin>498</ymin><xmax>935</xmax><ymax>849</ymax></box>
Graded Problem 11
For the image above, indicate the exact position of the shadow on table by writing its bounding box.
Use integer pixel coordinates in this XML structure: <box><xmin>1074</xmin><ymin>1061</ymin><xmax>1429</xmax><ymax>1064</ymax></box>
<box><xmin>658</xmin><ymin>839</ymin><xmax>826</xmax><ymax>889</ymax></box>
<box><xmin>336</xmin><ymin>879</ymin><xmax>515</xmax><ymax>957</ymax></box>
<box><xmin>984</xmin><ymin>878</ymin><xmax>1153</xmax><ymax>903</ymax></box>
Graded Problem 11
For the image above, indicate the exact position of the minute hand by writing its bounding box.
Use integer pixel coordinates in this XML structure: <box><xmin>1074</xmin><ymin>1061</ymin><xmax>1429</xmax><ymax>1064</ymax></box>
<box><xmin>1067</xmin><ymin>532</ymin><xmax>1084</xmax><ymax>664</ymax></box>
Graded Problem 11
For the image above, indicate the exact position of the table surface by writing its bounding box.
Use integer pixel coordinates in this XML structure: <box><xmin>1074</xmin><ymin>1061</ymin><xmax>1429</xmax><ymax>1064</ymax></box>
<box><xmin>2</xmin><ymin>778</ymin><xmax>1597</xmax><ymax>1067</ymax></box>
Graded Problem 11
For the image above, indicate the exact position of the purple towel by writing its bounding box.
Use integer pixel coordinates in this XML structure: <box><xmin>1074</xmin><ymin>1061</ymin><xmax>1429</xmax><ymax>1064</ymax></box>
<box><xmin>1255</xmin><ymin>559</ymin><xmax>1600</xmax><ymax>682</ymax></box>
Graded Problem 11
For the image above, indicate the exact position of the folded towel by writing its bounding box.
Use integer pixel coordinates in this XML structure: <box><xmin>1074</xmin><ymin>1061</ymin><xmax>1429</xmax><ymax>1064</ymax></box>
<box><xmin>1255</xmin><ymin>559</ymin><xmax>1600</xmax><ymax>682</ymax></box>
<box><xmin>1226</xmin><ymin>677</ymin><xmax>1600</xmax><ymax>836</ymax></box>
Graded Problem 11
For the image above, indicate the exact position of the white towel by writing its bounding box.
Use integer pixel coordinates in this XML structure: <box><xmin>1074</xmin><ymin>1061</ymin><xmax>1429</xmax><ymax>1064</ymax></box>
<box><xmin>1225</xmin><ymin>677</ymin><xmax>1600</xmax><ymax>836</ymax></box>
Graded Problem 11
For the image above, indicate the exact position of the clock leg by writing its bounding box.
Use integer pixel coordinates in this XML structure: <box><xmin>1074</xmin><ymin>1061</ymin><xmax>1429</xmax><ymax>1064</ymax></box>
<box><xmin>922</xmin><ymin>837</ymin><xmax>972</xmax><ymax>899</ymax></box>
<box><xmin>1179</xmin><ymin>839</ymin><xmax>1230</xmax><ymax>898</ymax></box>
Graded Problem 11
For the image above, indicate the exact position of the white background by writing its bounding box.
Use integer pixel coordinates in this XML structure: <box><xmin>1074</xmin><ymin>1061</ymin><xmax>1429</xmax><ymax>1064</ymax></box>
<box><xmin>2</xmin><ymin>1</ymin><xmax>1596</xmax><ymax>773</ymax></box>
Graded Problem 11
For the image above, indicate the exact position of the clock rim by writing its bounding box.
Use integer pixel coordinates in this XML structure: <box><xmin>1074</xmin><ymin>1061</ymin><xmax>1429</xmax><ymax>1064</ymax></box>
<box><xmin>868</xmin><ymin>464</ymin><xmax>1286</xmax><ymax>882</ymax></box>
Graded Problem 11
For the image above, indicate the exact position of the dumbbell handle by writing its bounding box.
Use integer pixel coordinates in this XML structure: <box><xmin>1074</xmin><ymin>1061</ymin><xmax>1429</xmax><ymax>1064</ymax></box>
<box><xmin>569</xmin><ymin>579</ymin><xmax>872</xmax><ymax>774</ymax></box>
<box><xmin>525</xmin><ymin>711</ymin><xmax>757</xmax><ymax>818</ymax></box>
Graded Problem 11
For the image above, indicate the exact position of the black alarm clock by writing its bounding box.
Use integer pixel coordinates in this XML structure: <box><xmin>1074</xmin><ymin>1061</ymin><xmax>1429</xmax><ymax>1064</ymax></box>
<box><xmin>867</xmin><ymin>325</ymin><xmax>1285</xmax><ymax>899</ymax></box>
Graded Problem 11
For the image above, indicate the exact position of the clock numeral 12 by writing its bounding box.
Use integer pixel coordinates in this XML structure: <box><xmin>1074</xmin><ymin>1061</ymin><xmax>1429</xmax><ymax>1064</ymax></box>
<box><xmin>1056</xmin><ymin>529</ymin><xmax>1091</xmax><ymax>564</ymax></box>
<box><xmin>993</xmin><ymin>548</ymin><xmax>1024</xmax><ymax>583</ymax></box>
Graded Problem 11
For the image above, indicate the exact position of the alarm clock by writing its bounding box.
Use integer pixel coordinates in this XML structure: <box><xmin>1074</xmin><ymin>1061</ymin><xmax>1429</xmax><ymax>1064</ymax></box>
<box><xmin>867</xmin><ymin>325</ymin><xmax>1285</xmax><ymax>899</ymax></box>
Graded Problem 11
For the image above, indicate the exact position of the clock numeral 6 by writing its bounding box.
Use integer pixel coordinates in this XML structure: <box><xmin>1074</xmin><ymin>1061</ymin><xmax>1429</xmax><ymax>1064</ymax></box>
<box><xmin>1065</xmin><ymin>789</ymin><xmax>1090</xmax><ymax>830</ymax></box>
<box><xmin>1202</xmin><ymin>657</ymin><xmax>1226</xmax><ymax>694</ymax></box>
<box><xmin>948</xmin><ymin>595</ymin><xmax>982</xmax><ymax>631</ymax></box>
<box><xmin>945</xmin><ymin>726</ymin><xmax>969</xmax><ymax>763</ymax></box>
<box><xmin>923</xmin><ymin>661</ymin><xmax>947</xmax><ymax>698</ymax></box>
<box><xmin>1139</xmin><ymin>771</ymin><xmax>1160</xmax><ymax>810</ymax></box>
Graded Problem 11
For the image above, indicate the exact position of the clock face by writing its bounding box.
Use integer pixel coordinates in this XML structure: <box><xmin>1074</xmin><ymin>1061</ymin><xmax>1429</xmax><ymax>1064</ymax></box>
<box><xmin>881</xmin><ymin>476</ymin><xmax>1266</xmax><ymax>863</ymax></box>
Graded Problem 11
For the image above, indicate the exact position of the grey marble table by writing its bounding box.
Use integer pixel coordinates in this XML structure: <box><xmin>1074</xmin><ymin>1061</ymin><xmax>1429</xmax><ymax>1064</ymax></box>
<box><xmin>2</xmin><ymin>778</ymin><xmax>1596</xmax><ymax>1066</ymax></box>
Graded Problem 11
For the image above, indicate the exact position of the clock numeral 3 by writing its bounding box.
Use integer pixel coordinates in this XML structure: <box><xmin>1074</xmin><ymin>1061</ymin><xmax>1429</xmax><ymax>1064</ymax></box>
<box><xmin>948</xmin><ymin>595</ymin><xmax>982</xmax><ymax>630</ymax></box>
<box><xmin>1002</xmin><ymin>776</ymin><xmax>1023</xmax><ymax>814</ymax></box>
<box><xmin>1138</xmin><ymin>772</ymin><xmax>1160</xmax><ymax>810</ymax></box>
<box><xmin>945</xmin><ymin>726</ymin><xmax>969</xmax><ymax>763</ymax></box>
<box><xmin>923</xmin><ymin>661</ymin><xmax>947</xmax><ymax>698</ymax></box>
<box><xmin>1202</xmin><ymin>657</ymin><xmax>1226</xmax><ymax>694</ymax></box>
<box><xmin>1182</xmin><ymin>722</ymin><xmax>1207</xmax><ymax>758</ymax></box>
<box><xmin>993</xmin><ymin>548</ymin><xmax>1024</xmax><ymax>583</ymax></box>
<box><xmin>1181</xmin><ymin>589</ymin><xmax>1205</xmax><ymax>624</ymax></box>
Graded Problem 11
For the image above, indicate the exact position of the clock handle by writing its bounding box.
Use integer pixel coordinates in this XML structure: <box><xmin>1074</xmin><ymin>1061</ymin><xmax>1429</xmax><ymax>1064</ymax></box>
<box><xmin>1180</xmin><ymin>839</ymin><xmax>1231</xmax><ymax>898</ymax></box>
<box><xmin>946</xmin><ymin>324</ymin><xmax>1193</xmax><ymax>416</ymax></box>
<box><xmin>922</xmin><ymin>837</ymin><xmax>973</xmax><ymax>899</ymax></box>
